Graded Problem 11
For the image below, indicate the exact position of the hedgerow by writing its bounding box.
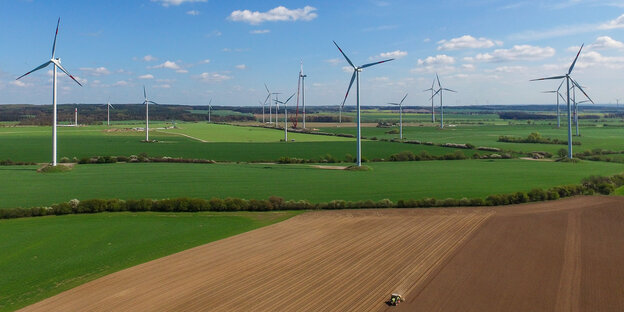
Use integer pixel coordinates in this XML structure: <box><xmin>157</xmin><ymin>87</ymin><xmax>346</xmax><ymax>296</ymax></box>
<box><xmin>2</xmin><ymin>174</ymin><xmax>623</xmax><ymax>220</ymax></box>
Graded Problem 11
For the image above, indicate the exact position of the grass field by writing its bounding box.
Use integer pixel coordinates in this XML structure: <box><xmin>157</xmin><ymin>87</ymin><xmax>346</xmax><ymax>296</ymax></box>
<box><xmin>0</xmin><ymin>210</ymin><xmax>300</xmax><ymax>312</ymax></box>
<box><xmin>1</xmin><ymin>160</ymin><xmax>622</xmax><ymax>209</ymax></box>
<box><xmin>0</xmin><ymin>124</ymin><xmax>482</xmax><ymax>163</ymax></box>
<box><xmin>318</xmin><ymin>124</ymin><xmax>624</xmax><ymax>154</ymax></box>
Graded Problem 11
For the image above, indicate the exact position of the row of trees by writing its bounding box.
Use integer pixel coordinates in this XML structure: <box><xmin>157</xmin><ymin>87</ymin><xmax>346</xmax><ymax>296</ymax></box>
<box><xmin>2</xmin><ymin>174</ymin><xmax>622</xmax><ymax>219</ymax></box>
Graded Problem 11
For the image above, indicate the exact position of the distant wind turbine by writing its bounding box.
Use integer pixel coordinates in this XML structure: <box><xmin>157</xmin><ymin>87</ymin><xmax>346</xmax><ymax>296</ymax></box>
<box><xmin>423</xmin><ymin>78</ymin><xmax>436</xmax><ymax>123</ymax></box>
<box><xmin>74</xmin><ymin>107</ymin><xmax>78</xmax><ymax>126</ymax></box>
<box><xmin>531</xmin><ymin>44</ymin><xmax>594</xmax><ymax>159</ymax></box>
<box><xmin>142</xmin><ymin>86</ymin><xmax>157</xmax><ymax>142</ymax></box>
<box><xmin>16</xmin><ymin>18</ymin><xmax>82</xmax><ymax>166</ymax></box>
<box><xmin>106</xmin><ymin>97</ymin><xmax>114</xmax><ymax>127</ymax></box>
<box><xmin>276</xmin><ymin>93</ymin><xmax>295</xmax><ymax>142</ymax></box>
<box><xmin>388</xmin><ymin>93</ymin><xmax>408</xmax><ymax>140</ymax></box>
<box><xmin>264</xmin><ymin>83</ymin><xmax>273</xmax><ymax>124</ymax></box>
<box><xmin>295</xmin><ymin>61</ymin><xmax>307</xmax><ymax>129</ymax></box>
<box><xmin>258</xmin><ymin>100</ymin><xmax>266</xmax><ymax>123</ymax></box>
<box><xmin>430</xmin><ymin>74</ymin><xmax>456</xmax><ymax>129</ymax></box>
<box><xmin>208</xmin><ymin>98</ymin><xmax>213</xmax><ymax>123</ymax></box>
<box><xmin>334</xmin><ymin>40</ymin><xmax>394</xmax><ymax>166</ymax></box>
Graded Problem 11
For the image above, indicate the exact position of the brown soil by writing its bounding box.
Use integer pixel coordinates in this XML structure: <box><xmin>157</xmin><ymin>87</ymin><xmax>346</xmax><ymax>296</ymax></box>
<box><xmin>310</xmin><ymin>165</ymin><xmax>349</xmax><ymax>170</ymax></box>
<box><xmin>20</xmin><ymin>196</ymin><xmax>624</xmax><ymax>312</ymax></box>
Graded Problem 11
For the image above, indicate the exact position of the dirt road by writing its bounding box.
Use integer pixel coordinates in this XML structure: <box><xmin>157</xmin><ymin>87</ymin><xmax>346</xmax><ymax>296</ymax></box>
<box><xmin>21</xmin><ymin>196</ymin><xmax>624</xmax><ymax>312</ymax></box>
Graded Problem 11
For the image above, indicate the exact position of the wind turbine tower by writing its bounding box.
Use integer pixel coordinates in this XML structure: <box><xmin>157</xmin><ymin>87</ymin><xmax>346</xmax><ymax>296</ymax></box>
<box><xmin>16</xmin><ymin>18</ymin><xmax>83</xmax><ymax>166</ymax></box>
<box><xmin>142</xmin><ymin>86</ymin><xmax>157</xmax><ymax>142</ymax></box>
<box><xmin>431</xmin><ymin>74</ymin><xmax>457</xmax><ymax>129</ymax></box>
<box><xmin>388</xmin><ymin>93</ymin><xmax>408</xmax><ymax>140</ymax></box>
<box><xmin>276</xmin><ymin>93</ymin><xmax>295</xmax><ymax>142</ymax></box>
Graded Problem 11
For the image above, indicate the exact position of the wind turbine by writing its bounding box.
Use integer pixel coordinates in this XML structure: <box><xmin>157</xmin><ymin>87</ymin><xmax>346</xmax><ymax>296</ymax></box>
<box><xmin>106</xmin><ymin>98</ymin><xmax>114</xmax><ymax>127</ymax></box>
<box><xmin>258</xmin><ymin>100</ymin><xmax>266</xmax><ymax>123</ymax></box>
<box><xmin>142</xmin><ymin>86</ymin><xmax>157</xmax><ymax>142</ymax></box>
<box><xmin>16</xmin><ymin>18</ymin><xmax>82</xmax><ymax>166</ymax></box>
<box><xmin>334</xmin><ymin>40</ymin><xmax>394</xmax><ymax>166</ymax></box>
<box><xmin>531</xmin><ymin>44</ymin><xmax>593</xmax><ymax>159</ymax></box>
<box><xmin>264</xmin><ymin>83</ymin><xmax>273</xmax><ymax>124</ymax></box>
<box><xmin>295</xmin><ymin>61</ymin><xmax>308</xmax><ymax>129</ymax></box>
<box><xmin>208</xmin><ymin>98</ymin><xmax>213</xmax><ymax>123</ymax></box>
<box><xmin>388</xmin><ymin>93</ymin><xmax>408</xmax><ymax>140</ymax></box>
<box><xmin>276</xmin><ymin>93</ymin><xmax>295</xmax><ymax>142</ymax></box>
<box><xmin>541</xmin><ymin>79</ymin><xmax>565</xmax><ymax>128</ymax></box>
<box><xmin>423</xmin><ymin>78</ymin><xmax>436</xmax><ymax>123</ymax></box>
<box><xmin>74</xmin><ymin>107</ymin><xmax>78</xmax><ymax>126</ymax></box>
<box><xmin>430</xmin><ymin>74</ymin><xmax>456</xmax><ymax>129</ymax></box>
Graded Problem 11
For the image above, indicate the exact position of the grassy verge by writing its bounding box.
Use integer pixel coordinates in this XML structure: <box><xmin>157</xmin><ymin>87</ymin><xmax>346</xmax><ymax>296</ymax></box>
<box><xmin>0</xmin><ymin>210</ymin><xmax>300</xmax><ymax>311</ymax></box>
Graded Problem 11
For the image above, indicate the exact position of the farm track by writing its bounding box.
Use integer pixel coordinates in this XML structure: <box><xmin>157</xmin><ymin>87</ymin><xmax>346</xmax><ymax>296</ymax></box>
<box><xmin>21</xmin><ymin>196</ymin><xmax>624</xmax><ymax>312</ymax></box>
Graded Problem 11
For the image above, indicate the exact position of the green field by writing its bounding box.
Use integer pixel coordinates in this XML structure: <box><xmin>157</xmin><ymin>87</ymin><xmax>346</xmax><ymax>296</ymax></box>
<box><xmin>318</xmin><ymin>124</ymin><xmax>624</xmax><ymax>154</ymax></box>
<box><xmin>0</xmin><ymin>124</ymin><xmax>481</xmax><ymax>163</ymax></box>
<box><xmin>0</xmin><ymin>210</ymin><xmax>299</xmax><ymax>312</ymax></box>
<box><xmin>1</xmin><ymin>160</ymin><xmax>622</xmax><ymax>209</ymax></box>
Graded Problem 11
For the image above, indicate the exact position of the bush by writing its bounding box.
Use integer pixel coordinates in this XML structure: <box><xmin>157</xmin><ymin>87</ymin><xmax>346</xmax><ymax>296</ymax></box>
<box><xmin>557</xmin><ymin>148</ymin><xmax>567</xmax><ymax>158</ymax></box>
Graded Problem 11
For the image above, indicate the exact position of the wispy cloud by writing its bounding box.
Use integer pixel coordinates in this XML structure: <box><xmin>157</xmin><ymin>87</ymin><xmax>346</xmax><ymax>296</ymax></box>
<box><xmin>80</xmin><ymin>67</ymin><xmax>111</xmax><ymax>76</ymax></box>
<box><xmin>600</xmin><ymin>13</ymin><xmax>624</xmax><ymax>29</ymax></box>
<box><xmin>10</xmin><ymin>80</ymin><xmax>31</xmax><ymax>87</ymax></box>
<box><xmin>250</xmin><ymin>29</ymin><xmax>270</xmax><ymax>34</ymax></box>
<box><xmin>509</xmin><ymin>14</ymin><xmax>624</xmax><ymax>41</ymax></box>
<box><xmin>228</xmin><ymin>6</ymin><xmax>318</xmax><ymax>25</ymax></box>
<box><xmin>417</xmin><ymin>54</ymin><xmax>456</xmax><ymax>65</ymax></box>
<box><xmin>186</xmin><ymin>10</ymin><xmax>200</xmax><ymax>16</ymax></box>
<box><xmin>195</xmin><ymin>72</ymin><xmax>232</xmax><ymax>82</ymax></box>
<box><xmin>205</xmin><ymin>30</ymin><xmax>222</xmax><ymax>38</ymax></box>
<box><xmin>235</xmin><ymin>64</ymin><xmax>246</xmax><ymax>70</ymax></box>
<box><xmin>437</xmin><ymin>35</ymin><xmax>502</xmax><ymax>51</ymax></box>
<box><xmin>139</xmin><ymin>74</ymin><xmax>154</xmax><ymax>79</ymax></box>
<box><xmin>370</xmin><ymin>50</ymin><xmax>407</xmax><ymax>60</ymax></box>
<box><xmin>143</xmin><ymin>55</ymin><xmax>158</xmax><ymax>62</ymax></box>
<box><xmin>151</xmin><ymin>0</ymin><xmax>207</xmax><ymax>7</ymax></box>
<box><xmin>150</xmin><ymin>60</ymin><xmax>181</xmax><ymax>70</ymax></box>
<box><xmin>362</xmin><ymin>25</ymin><xmax>397</xmax><ymax>32</ymax></box>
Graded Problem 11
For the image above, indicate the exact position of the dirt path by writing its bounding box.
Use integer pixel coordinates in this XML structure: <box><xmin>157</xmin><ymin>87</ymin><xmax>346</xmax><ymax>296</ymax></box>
<box><xmin>155</xmin><ymin>130</ymin><xmax>208</xmax><ymax>142</ymax></box>
<box><xmin>20</xmin><ymin>196</ymin><xmax>624</xmax><ymax>312</ymax></box>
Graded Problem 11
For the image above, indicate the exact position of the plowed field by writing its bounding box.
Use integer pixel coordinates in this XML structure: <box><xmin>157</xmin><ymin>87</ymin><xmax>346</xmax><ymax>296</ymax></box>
<box><xmin>21</xmin><ymin>196</ymin><xmax>624</xmax><ymax>312</ymax></box>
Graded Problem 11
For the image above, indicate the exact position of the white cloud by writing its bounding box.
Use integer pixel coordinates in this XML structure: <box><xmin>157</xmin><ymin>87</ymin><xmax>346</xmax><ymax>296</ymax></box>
<box><xmin>139</xmin><ymin>74</ymin><xmax>154</xmax><ymax>79</ymax></box>
<box><xmin>437</xmin><ymin>35</ymin><xmax>502</xmax><ymax>51</ymax></box>
<box><xmin>342</xmin><ymin>66</ymin><xmax>353</xmax><ymax>73</ymax></box>
<box><xmin>250</xmin><ymin>29</ymin><xmax>270</xmax><ymax>34</ymax></box>
<box><xmin>10</xmin><ymin>80</ymin><xmax>31</xmax><ymax>87</ymax></box>
<box><xmin>113</xmin><ymin>80</ymin><xmax>128</xmax><ymax>86</ymax></box>
<box><xmin>578</xmin><ymin>51</ymin><xmax>624</xmax><ymax>69</ymax></box>
<box><xmin>196</xmin><ymin>72</ymin><xmax>232</xmax><ymax>82</ymax></box>
<box><xmin>325</xmin><ymin>58</ymin><xmax>341</xmax><ymax>65</ymax></box>
<box><xmin>423</xmin><ymin>38</ymin><xmax>431</xmax><ymax>43</ymax></box>
<box><xmin>206</xmin><ymin>30</ymin><xmax>222</xmax><ymax>38</ymax></box>
<box><xmin>80</xmin><ymin>67</ymin><xmax>110</xmax><ymax>76</ymax></box>
<box><xmin>235</xmin><ymin>64</ymin><xmax>246</xmax><ymax>70</ymax></box>
<box><xmin>491</xmin><ymin>66</ymin><xmax>527</xmax><ymax>73</ymax></box>
<box><xmin>151</xmin><ymin>60</ymin><xmax>181</xmax><ymax>70</ymax></box>
<box><xmin>176</xmin><ymin>69</ymin><xmax>189</xmax><ymax>73</ymax></box>
<box><xmin>202</xmin><ymin>59</ymin><xmax>211</xmax><ymax>64</ymax></box>
<box><xmin>466</xmin><ymin>45</ymin><xmax>555</xmax><ymax>62</ymax></box>
<box><xmin>417</xmin><ymin>54</ymin><xmax>456</xmax><ymax>65</ymax></box>
<box><xmin>228</xmin><ymin>6</ymin><xmax>318</xmax><ymax>25</ymax></box>
<box><xmin>186</xmin><ymin>10</ymin><xmax>200</xmax><ymax>16</ymax></box>
<box><xmin>371</xmin><ymin>50</ymin><xmax>407</xmax><ymax>60</ymax></box>
<box><xmin>155</xmin><ymin>84</ymin><xmax>171</xmax><ymax>88</ymax></box>
<box><xmin>461</xmin><ymin>64</ymin><xmax>476</xmax><ymax>71</ymax></box>
<box><xmin>600</xmin><ymin>13</ymin><xmax>624</xmax><ymax>29</ymax></box>
<box><xmin>143</xmin><ymin>55</ymin><xmax>158</xmax><ymax>62</ymax></box>
<box><xmin>151</xmin><ymin>0</ymin><xmax>207</xmax><ymax>7</ymax></box>
<box><xmin>589</xmin><ymin>36</ymin><xmax>624</xmax><ymax>50</ymax></box>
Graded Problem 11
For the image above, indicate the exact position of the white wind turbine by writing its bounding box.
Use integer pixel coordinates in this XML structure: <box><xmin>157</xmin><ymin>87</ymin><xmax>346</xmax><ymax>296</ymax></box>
<box><xmin>430</xmin><ymin>74</ymin><xmax>457</xmax><ymax>129</ymax></box>
<box><xmin>296</xmin><ymin>61</ymin><xmax>308</xmax><ymax>129</ymax></box>
<box><xmin>258</xmin><ymin>100</ymin><xmax>266</xmax><ymax>123</ymax></box>
<box><xmin>264</xmin><ymin>83</ymin><xmax>273</xmax><ymax>124</ymax></box>
<box><xmin>74</xmin><ymin>107</ymin><xmax>78</xmax><ymax>126</ymax></box>
<box><xmin>208</xmin><ymin>98</ymin><xmax>213</xmax><ymax>123</ymax></box>
<box><xmin>334</xmin><ymin>40</ymin><xmax>394</xmax><ymax>166</ymax></box>
<box><xmin>276</xmin><ymin>93</ymin><xmax>295</xmax><ymax>142</ymax></box>
<box><xmin>541</xmin><ymin>79</ymin><xmax>565</xmax><ymax>128</ymax></box>
<box><xmin>388</xmin><ymin>93</ymin><xmax>408</xmax><ymax>140</ymax></box>
<box><xmin>531</xmin><ymin>44</ymin><xmax>593</xmax><ymax>159</ymax></box>
<box><xmin>142</xmin><ymin>86</ymin><xmax>157</xmax><ymax>142</ymax></box>
<box><xmin>16</xmin><ymin>18</ymin><xmax>83</xmax><ymax>166</ymax></box>
<box><xmin>423</xmin><ymin>78</ymin><xmax>436</xmax><ymax>123</ymax></box>
<box><xmin>106</xmin><ymin>98</ymin><xmax>114</xmax><ymax>127</ymax></box>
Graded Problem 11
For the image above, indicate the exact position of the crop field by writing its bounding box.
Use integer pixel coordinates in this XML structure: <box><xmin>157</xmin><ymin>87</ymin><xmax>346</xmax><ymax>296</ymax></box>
<box><xmin>19</xmin><ymin>196</ymin><xmax>624</xmax><ymax>312</ymax></box>
<box><xmin>0</xmin><ymin>210</ymin><xmax>300</xmax><ymax>312</ymax></box>
<box><xmin>1</xmin><ymin>160</ymin><xmax>622</xmax><ymax>209</ymax></box>
<box><xmin>0</xmin><ymin>124</ymin><xmax>483</xmax><ymax>163</ymax></box>
<box><xmin>317</xmin><ymin>123</ymin><xmax>624</xmax><ymax>154</ymax></box>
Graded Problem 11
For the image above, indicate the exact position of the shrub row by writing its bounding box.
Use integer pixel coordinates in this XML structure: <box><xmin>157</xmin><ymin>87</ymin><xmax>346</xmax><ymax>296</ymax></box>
<box><xmin>74</xmin><ymin>154</ymin><xmax>216</xmax><ymax>165</ymax></box>
<box><xmin>0</xmin><ymin>159</ymin><xmax>37</xmax><ymax>166</ymax></box>
<box><xmin>498</xmin><ymin>132</ymin><xmax>580</xmax><ymax>145</ymax></box>
<box><xmin>2</xmin><ymin>174</ymin><xmax>623</xmax><ymax>220</ymax></box>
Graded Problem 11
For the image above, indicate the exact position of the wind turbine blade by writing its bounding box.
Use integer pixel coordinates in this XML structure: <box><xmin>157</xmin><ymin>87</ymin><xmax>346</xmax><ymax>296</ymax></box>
<box><xmin>333</xmin><ymin>41</ymin><xmax>355</xmax><ymax>69</ymax></box>
<box><xmin>109</xmin><ymin>103</ymin><xmax>115</xmax><ymax>109</ymax></box>
<box><xmin>431</xmin><ymin>78</ymin><xmax>435</xmax><ymax>89</ymax></box>
<box><xmin>148</xmin><ymin>101</ymin><xmax>158</xmax><ymax>105</ymax></box>
<box><xmin>388</xmin><ymin>103</ymin><xmax>400</xmax><ymax>105</ymax></box>
<box><xmin>542</xmin><ymin>91</ymin><xmax>557</xmax><ymax>93</ymax></box>
<box><xmin>571</xmin><ymin>79</ymin><xmax>594</xmax><ymax>104</ymax></box>
<box><xmin>430</xmin><ymin>88</ymin><xmax>441</xmax><ymax>100</ymax></box>
<box><xmin>209</xmin><ymin>98</ymin><xmax>212</xmax><ymax>106</ymax></box>
<box><xmin>557</xmin><ymin>79</ymin><xmax>565</xmax><ymax>93</ymax></box>
<box><xmin>360</xmin><ymin>58</ymin><xmax>394</xmax><ymax>69</ymax></box>
<box><xmin>16</xmin><ymin>61</ymin><xmax>52</xmax><ymax>80</ymax></box>
<box><xmin>399</xmin><ymin>93</ymin><xmax>408</xmax><ymax>105</ymax></box>
<box><xmin>568</xmin><ymin>44</ymin><xmax>584</xmax><ymax>75</ymax></box>
<box><xmin>530</xmin><ymin>75</ymin><xmax>566</xmax><ymax>81</ymax></box>
<box><xmin>443</xmin><ymin>88</ymin><xmax>457</xmax><ymax>93</ymax></box>
<box><xmin>558</xmin><ymin>92</ymin><xmax>566</xmax><ymax>103</ymax></box>
<box><xmin>264</xmin><ymin>83</ymin><xmax>270</xmax><ymax>94</ymax></box>
<box><xmin>283</xmin><ymin>93</ymin><xmax>296</xmax><ymax>105</ymax></box>
<box><xmin>436</xmin><ymin>73</ymin><xmax>441</xmax><ymax>88</ymax></box>
<box><xmin>423</xmin><ymin>88</ymin><xmax>433</xmax><ymax>92</ymax></box>
<box><xmin>55</xmin><ymin>62</ymin><xmax>82</xmax><ymax>86</ymax></box>
<box><xmin>341</xmin><ymin>71</ymin><xmax>357</xmax><ymax>107</ymax></box>
<box><xmin>264</xmin><ymin>93</ymin><xmax>271</xmax><ymax>105</ymax></box>
<box><xmin>52</xmin><ymin>18</ymin><xmax>60</xmax><ymax>58</ymax></box>
<box><xmin>143</xmin><ymin>86</ymin><xmax>147</xmax><ymax>99</ymax></box>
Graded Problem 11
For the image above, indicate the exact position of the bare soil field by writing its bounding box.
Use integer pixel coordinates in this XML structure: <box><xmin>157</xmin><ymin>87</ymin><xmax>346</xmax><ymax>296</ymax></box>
<box><xmin>21</xmin><ymin>196</ymin><xmax>624</xmax><ymax>312</ymax></box>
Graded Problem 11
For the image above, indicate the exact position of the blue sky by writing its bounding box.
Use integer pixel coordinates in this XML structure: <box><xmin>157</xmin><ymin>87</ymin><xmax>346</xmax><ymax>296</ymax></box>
<box><xmin>1</xmin><ymin>0</ymin><xmax>623</xmax><ymax>106</ymax></box>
